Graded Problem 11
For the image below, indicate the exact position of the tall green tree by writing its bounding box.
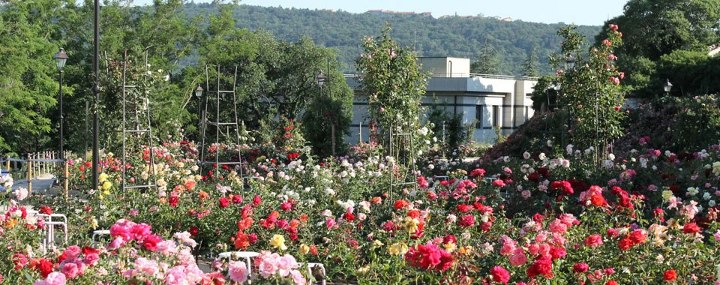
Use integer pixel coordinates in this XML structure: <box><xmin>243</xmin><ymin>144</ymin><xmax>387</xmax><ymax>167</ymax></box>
<box><xmin>557</xmin><ymin>25</ymin><xmax>626</xmax><ymax>159</ymax></box>
<box><xmin>597</xmin><ymin>0</ymin><xmax>720</xmax><ymax>95</ymax></box>
<box><xmin>0</xmin><ymin>0</ymin><xmax>68</xmax><ymax>155</ymax></box>
<box><xmin>195</xmin><ymin>4</ymin><xmax>353</xmax><ymax>154</ymax></box>
<box><xmin>470</xmin><ymin>45</ymin><xmax>502</xmax><ymax>74</ymax></box>
<box><xmin>522</xmin><ymin>47</ymin><xmax>539</xmax><ymax>77</ymax></box>
<box><xmin>356</xmin><ymin>25</ymin><xmax>429</xmax><ymax>150</ymax></box>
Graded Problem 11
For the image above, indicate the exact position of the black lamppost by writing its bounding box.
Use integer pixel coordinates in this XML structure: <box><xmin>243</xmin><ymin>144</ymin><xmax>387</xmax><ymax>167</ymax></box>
<box><xmin>92</xmin><ymin>0</ymin><xmax>100</xmax><ymax>189</ymax></box>
<box><xmin>53</xmin><ymin>48</ymin><xmax>68</xmax><ymax>162</ymax></box>
<box><xmin>663</xmin><ymin>79</ymin><xmax>673</xmax><ymax>96</ymax></box>
<box><xmin>316</xmin><ymin>70</ymin><xmax>335</xmax><ymax>156</ymax></box>
<box><xmin>195</xmin><ymin>85</ymin><xmax>204</xmax><ymax>136</ymax></box>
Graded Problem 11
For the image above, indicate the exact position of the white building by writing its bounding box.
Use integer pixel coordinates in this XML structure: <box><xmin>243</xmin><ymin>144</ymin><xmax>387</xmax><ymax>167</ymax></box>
<box><xmin>346</xmin><ymin>57</ymin><xmax>538</xmax><ymax>144</ymax></box>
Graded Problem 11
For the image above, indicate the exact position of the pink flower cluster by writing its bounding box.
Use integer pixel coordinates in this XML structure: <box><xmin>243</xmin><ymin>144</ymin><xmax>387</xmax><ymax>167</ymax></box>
<box><xmin>109</xmin><ymin>219</ymin><xmax>163</xmax><ymax>251</ymax></box>
<box><xmin>255</xmin><ymin>251</ymin><xmax>307</xmax><ymax>285</ymax></box>
<box><xmin>404</xmin><ymin>242</ymin><xmax>454</xmax><ymax>272</ymax></box>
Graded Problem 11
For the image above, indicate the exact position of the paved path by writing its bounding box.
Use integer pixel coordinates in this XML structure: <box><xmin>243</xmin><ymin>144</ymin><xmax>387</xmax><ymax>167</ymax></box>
<box><xmin>13</xmin><ymin>178</ymin><xmax>57</xmax><ymax>193</ymax></box>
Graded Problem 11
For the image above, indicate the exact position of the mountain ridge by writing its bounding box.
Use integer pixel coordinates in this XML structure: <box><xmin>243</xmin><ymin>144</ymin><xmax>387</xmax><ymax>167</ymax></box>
<box><xmin>184</xmin><ymin>3</ymin><xmax>601</xmax><ymax>75</ymax></box>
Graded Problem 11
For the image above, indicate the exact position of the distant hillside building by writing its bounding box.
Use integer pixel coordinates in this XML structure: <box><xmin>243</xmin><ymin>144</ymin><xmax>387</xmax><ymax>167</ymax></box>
<box><xmin>346</xmin><ymin>57</ymin><xmax>538</xmax><ymax>144</ymax></box>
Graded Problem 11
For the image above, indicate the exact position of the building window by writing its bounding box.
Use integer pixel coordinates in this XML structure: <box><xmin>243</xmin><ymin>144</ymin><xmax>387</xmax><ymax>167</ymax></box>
<box><xmin>492</xmin><ymin>105</ymin><xmax>499</xmax><ymax>127</ymax></box>
<box><xmin>475</xmin><ymin>105</ymin><xmax>484</xmax><ymax>128</ymax></box>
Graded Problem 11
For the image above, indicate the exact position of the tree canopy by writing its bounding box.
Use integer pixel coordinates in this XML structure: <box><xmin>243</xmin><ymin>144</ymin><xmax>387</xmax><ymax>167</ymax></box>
<box><xmin>0</xmin><ymin>0</ymin><xmax>352</xmax><ymax>157</ymax></box>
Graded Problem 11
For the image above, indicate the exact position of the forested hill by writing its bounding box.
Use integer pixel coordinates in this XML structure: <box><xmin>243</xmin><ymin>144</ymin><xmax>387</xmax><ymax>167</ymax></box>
<box><xmin>183</xmin><ymin>3</ymin><xmax>601</xmax><ymax>75</ymax></box>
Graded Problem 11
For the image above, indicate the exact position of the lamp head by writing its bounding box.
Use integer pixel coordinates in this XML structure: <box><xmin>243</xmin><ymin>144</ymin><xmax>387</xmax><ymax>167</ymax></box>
<box><xmin>53</xmin><ymin>48</ymin><xmax>69</xmax><ymax>72</ymax></box>
<box><xmin>195</xmin><ymin>85</ymin><xmax>203</xmax><ymax>98</ymax></box>
<box><xmin>663</xmin><ymin>79</ymin><xmax>673</xmax><ymax>93</ymax></box>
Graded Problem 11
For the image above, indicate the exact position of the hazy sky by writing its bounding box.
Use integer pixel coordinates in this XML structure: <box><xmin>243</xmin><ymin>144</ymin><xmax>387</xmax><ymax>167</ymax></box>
<box><xmin>133</xmin><ymin>0</ymin><xmax>629</xmax><ymax>26</ymax></box>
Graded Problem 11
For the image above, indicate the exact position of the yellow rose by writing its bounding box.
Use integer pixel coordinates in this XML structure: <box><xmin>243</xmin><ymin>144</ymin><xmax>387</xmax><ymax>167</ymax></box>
<box><xmin>102</xmin><ymin>181</ymin><xmax>112</xmax><ymax>191</ymax></box>
<box><xmin>403</xmin><ymin>217</ymin><xmax>419</xmax><ymax>234</ymax></box>
<box><xmin>661</xmin><ymin>190</ymin><xmax>673</xmax><ymax>202</ymax></box>
<box><xmin>371</xmin><ymin>240</ymin><xmax>384</xmax><ymax>249</ymax></box>
<box><xmin>270</xmin><ymin>234</ymin><xmax>287</xmax><ymax>251</ymax></box>
<box><xmin>298</xmin><ymin>244</ymin><xmax>310</xmax><ymax>255</ymax></box>
<box><xmin>713</xmin><ymin>161</ymin><xmax>720</xmax><ymax>176</ymax></box>
<box><xmin>443</xmin><ymin>242</ymin><xmax>457</xmax><ymax>253</ymax></box>
<box><xmin>99</xmin><ymin>173</ymin><xmax>108</xmax><ymax>183</ymax></box>
<box><xmin>387</xmin><ymin>242</ymin><xmax>408</xmax><ymax>256</ymax></box>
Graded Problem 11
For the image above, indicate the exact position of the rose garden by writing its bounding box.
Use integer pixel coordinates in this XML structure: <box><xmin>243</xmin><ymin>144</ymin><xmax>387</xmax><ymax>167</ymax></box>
<box><xmin>2</xmin><ymin>1</ymin><xmax>720</xmax><ymax>285</ymax></box>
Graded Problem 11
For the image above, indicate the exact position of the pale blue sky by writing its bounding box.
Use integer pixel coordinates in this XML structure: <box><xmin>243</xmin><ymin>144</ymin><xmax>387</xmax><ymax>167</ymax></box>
<box><xmin>133</xmin><ymin>0</ymin><xmax>629</xmax><ymax>26</ymax></box>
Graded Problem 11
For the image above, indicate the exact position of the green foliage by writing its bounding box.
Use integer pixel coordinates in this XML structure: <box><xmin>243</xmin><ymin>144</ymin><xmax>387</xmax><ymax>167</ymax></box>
<box><xmin>302</xmin><ymin>63</ymin><xmax>354</xmax><ymax>157</ymax></box>
<box><xmin>521</xmin><ymin>47</ymin><xmax>539</xmax><ymax>77</ymax></box>
<box><xmin>427</xmin><ymin>103</ymin><xmax>473</xmax><ymax>154</ymax></box>
<box><xmin>193</xmin><ymin>5</ymin><xmax>354</xmax><ymax>157</ymax></box>
<box><xmin>185</xmin><ymin>3</ymin><xmax>600</xmax><ymax>75</ymax></box>
<box><xmin>0</xmin><ymin>0</ymin><xmax>67</xmax><ymax>154</ymax></box>
<box><xmin>670</xmin><ymin>95</ymin><xmax>720</xmax><ymax>150</ymax></box>
<box><xmin>598</xmin><ymin>0</ymin><xmax>720</xmax><ymax>95</ymax></box>
<box><xmin>656</xmin><ymin>50</ymin><xmax>720</xmax><ymax>96</ymax></box>
<box><xmin>356</xmin><ymin>25</ymin><xmax>428</xmax><ymax>139</ymax></box>
<box><xmin>470</xmin><ymin>45</ymin><xmax>503</xmax><ymax>74</ymax></box>
<box><xmin>529</xmin><ymin>76</ymin><xmax>558</xmax><ymax>111</ymax></box>
<box><xmin>556</xmin><ymin>25</ymin><xmax>626</xmax><ymax>155</ymax></box>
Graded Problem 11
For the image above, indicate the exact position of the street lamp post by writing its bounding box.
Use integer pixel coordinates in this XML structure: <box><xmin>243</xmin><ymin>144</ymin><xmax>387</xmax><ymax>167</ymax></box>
<box><xmin>316</xmin><ymin>70</ymin><xmax>335</xmax><ymax>156</ymax></box>
<box><xmin>53</xmin><ymin>48</ymin><xmax>68</xmax><ymax>162</ymax></box>
<box><xmin>663</xmin><ymin>79</ymin><xmax>673</xmax><ymax>97</ymax></box>
<box><xmin>92</xmin><ymin>0</ymin><xmax>100</xmax><ymax>190</ymax></box>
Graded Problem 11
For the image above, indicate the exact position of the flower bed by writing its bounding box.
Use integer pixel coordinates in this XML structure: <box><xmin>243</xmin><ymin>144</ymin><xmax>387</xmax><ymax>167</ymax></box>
<box><xmin>10</xmin><ymin>138</ymin><xmax>720</xmax><ymax>284</ymax></box>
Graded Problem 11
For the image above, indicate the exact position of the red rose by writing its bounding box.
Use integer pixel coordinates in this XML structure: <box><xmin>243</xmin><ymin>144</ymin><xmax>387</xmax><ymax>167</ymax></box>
<box><xmin>618</xmin><ymin>237</ymin><xmax>633</xmax><ymax>251</ymax></box>
<box><xmin>456</xmin><ymin>204</ymin><xmax>473</xmax><ymax>213</ymax></box>
<box><xmin>584</xmin><ymin>234</ymin><xmax>604</xmax><ymax>247</ymax></box>
<box><xmin>280</xmin><ymin>201</ymin><xmax>293</xmax><ymax>212</ymax></box>
<box><xmin>469</xmin><ymin>168</ymin><xmax>486</xmax><ymax>177</ymax></box>
<box><xmin>682</xmin><ymin>222</ymin><xmax>701</xmax><ymax>234</ymax></box>
<box><xmin>490</xmin><ymin>266</ymin><xmax>510</xmax><ymax>284</ymax></box>
<box><xmin>573</xmin><ymin>262</ymin><xmax>589</xmax><ymax>273</ymax></box>
<box><xmin>526</xmin><ymin>257</ymin><xmax>554</xmax><ymax>279</ymax></box>
<box><xmin>143</xmin><ymin>234</ymin><xmax>163</xmax><ymax>251</ymax></box>
<box><xmin>82</xmin><ymin>246</ymin><xmax>99</xmax><ymax>255</ymax></box>
<box><xmin>663</xmin><ymin>269</ymin><xmax>677</xmax><ymax>281</ymax></box>
<box><xmin>37</xmin><ymin>258</ymin><xmax>54</xmax><ymax>278</ymax></box>
<box><xmin>252</xmin><ymin>195</ymin><xmax>262</xmax><ymax>206</ymax></box>
<box><xmin>169</xmin><ymin>196</ymin><xmax>179</xmax><ymax>207</ymax></box>
<box><xmin>492</xmin><ymin>179</ymin><xmax>505</xmax><ymax>188</ymax></box>
<box><xmin>343</xmin><ymin>212</ymin><xmax>355</xmax><ymax>221</ymax></box>
<box><xmin>218</xmin><ymin>197</ymin><xmax>230</xmax><ymax>209</ymax></box>
<box><xmin>629</xmin><ymin>229</ymin><xmax>646</xmax><ymax>245</ymax></box>
<box><xmin>606</xmin><ymin>281</ymin><xmax>618</xmax><ymax>285</ymax></box>
<box><xmin>394</xmin><ymin>200</ymin><xmax>410</xmax><ymax>210</ymax></box>
<box><xmin>231</xmin><ymin>195</ymin><xmax>243</xmax><ymax>204</ymax></box>
<box><xmin>189</xmin><ymin>226</ymin><xmax>199</xmax><ymax>237</ymax></box>
<box><xmin>457</xmin><ymin>215</ymin><xmax>475</xmax><ymax>228</ymax></box>
<box><xmin>532</xmin><ymin>213</ymin><xmax>544</xmax><ymax>223</ymax></box>
<box><xmin>39</xmin><ymin>206</ymin><xmax>53</xmax><ymax>215</ymax></box>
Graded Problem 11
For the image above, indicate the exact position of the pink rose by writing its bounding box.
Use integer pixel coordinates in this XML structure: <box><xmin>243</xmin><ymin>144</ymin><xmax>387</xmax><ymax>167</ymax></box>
<box><xmin>228</xmin><ymin>261</ymin><xmax>248</xmax><ymax>283</ymax></box>
<box><xmin>290</xmin><ymin>269</ymin><xmax>307</xmax><ymax>285</ymax></box>
<box><xmin>509</xmin><ymin>250</ymin><xmax>527</xmax><ymax>266</ymax></box>
<box><xmin>34</xmin><ymin>272</ymin><xmax>66</xmax><ymax>285</ymax></box>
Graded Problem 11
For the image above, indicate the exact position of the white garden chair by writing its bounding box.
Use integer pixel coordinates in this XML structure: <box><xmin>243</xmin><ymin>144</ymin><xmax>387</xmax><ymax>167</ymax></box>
<box><xmin>38</xmin><ymin>213</ymin><xmax>68</xmax><ymax>255</ymax></box>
